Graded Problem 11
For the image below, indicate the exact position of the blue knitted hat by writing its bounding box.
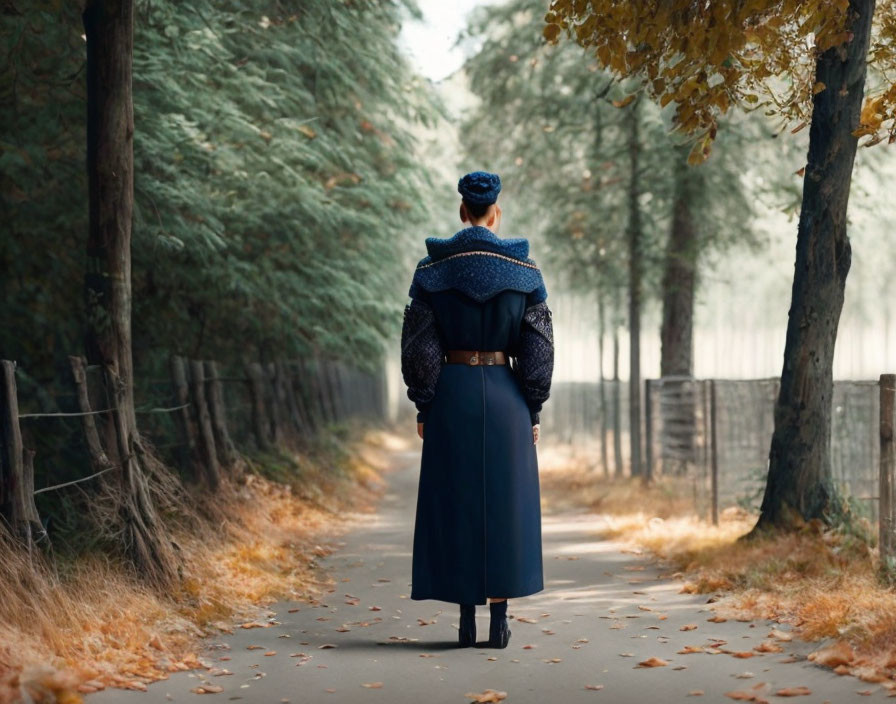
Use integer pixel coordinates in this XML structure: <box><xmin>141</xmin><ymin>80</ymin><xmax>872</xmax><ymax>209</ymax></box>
<box><xmin>457</xmin><ymin>171</ymin><xmax>502</xmax><ymax>205</ymax></box>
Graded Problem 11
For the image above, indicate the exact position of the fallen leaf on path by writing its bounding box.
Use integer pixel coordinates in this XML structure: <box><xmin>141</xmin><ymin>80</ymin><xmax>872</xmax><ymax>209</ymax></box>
<box><xmin>638</xmin><ymin>605</ymin><xmax>652</xmax><ymax>612</ymax></box>
<box><xmin>336</xmin><ymin>626</ymin><xmax>351</xmax><ymax>632</ymax></box>
<box><xmin>707</xmin><ymin>616</ymin><xmax>727</xmax><ymax>623</ymax></box>
<box><xmin>768</xmin><ymin>629</ymin><xmax>792</xmax><ymax>641</ymax></box>
<box><xmin>775</xmin><ymin>686</ymin><xmax>811</xmax><ymax>696</ymax></box>
<box><xmin>734</xmin><ymin>672</ymin><xmax>754</xmax><ymax>679</ymax></box>
<box><xmin>516</xmin><ymin>617</ymin><xmax>538</xmax><ymax>624</ymax></box>
<box><xmin>724</xmin><ymin>691</ymin><xmax>768</xmax><ymax>703</ymax></box>
<box><xmin>362</xmin><ymin>682</ymin><xmax>383</xmax><ymax>688</ymax></box>
<box><xmin>584</xmin><ymin>684</ymin><xmax>604</xmax><ymax>690</ymax></box>
<box><xmin>464</xmin><ymin>688</ymin><xmax>507</xmax><ymax>703</ymax></box>
<box><xmin>619</xmin><ymin>652</ymin><xmax>634</xmax><ymax>657</ymax></box>
<box><xmin>417</xmin><ymin>618</ymin><xmax>435</xmax><ymax>626</ymax></box>
<box><xmin>576</xmin><ymin>638</ymin><xmax>589</xmax><ymax>643</ymax></box>
<box><xmin>191</xmin><ymin>685</ymin><xmax>224</xmax><ymax>694</ymax></box>
<box><xmin>247</xmin><ymin>645</ymin><xmax>264</xmax><ymax>651</ymax></box>
<box><xmin>369</xmin><ymin>605</ymin><xmax>382</xmax><ymax>611</ymax></box>
<box><xmin>680</xmin><ymin>624</ymin><xmax>698</xmax><ymax>631</ymax></box>
<box><xmin>732</xmin><ymin>651</ymin><xmax>755</xmax><ymax>658</ymax></box>
<box><xmin>318</xmin><ymin>644</ymin><xmax>338</xmax><ymax>649</ymax></box>
<box><xmin>636</xmin><ymin>657</ymin><xmax>668</xmax><ymax>668</ymax></box>
<box><xmin>264</xmin><ymin>651</ymin><xmax>276</xmax><ymax>656</ymax></box>
<box><xmin>754</xmin><ymin>641</ymin><xmax>783</xmax><ymax>653</ymax></box>
<box><xmin>522</xmin><ymin>644</ymin><xmax>537</xmax><ymax>649</ymax></box>
<box><xmin>288</xmin><ymin>608</ymin><xmax>300</xmax><ymax>613</ymax></box>
<box><xmin>240</xmin><ymin>621</ymin><xmax>267</xmax><ymax>629</ymax></box>
<box><xmin>543</xmin><ymin>658</ymin><xmax>562</xmax><ymax>663</ymax></box>
<box><xmin>419</xmin><ymin>654</ymin><xmax>436</xmax><ymax>658</ymax></box>
<box><xmin>542</xmin><ymin>629</ymin><xmax>555</xmax><ymax>635</ymax></box>
<box><xmin>678</xmin><ymin>645</ymin><xmax>704</xmax><ymax>654</ymax></box>
<box><xmin>688</xmin><ymin>691</ymin><xmax>704</xmax><ymax>696</ymax></box>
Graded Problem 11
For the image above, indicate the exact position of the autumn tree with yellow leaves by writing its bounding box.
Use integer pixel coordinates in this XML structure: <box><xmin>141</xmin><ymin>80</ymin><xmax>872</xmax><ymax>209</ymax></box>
<box><xmin>545</xmin><ymin>0</ymin><xmax>889</xmax><ymax>533</ymax></box>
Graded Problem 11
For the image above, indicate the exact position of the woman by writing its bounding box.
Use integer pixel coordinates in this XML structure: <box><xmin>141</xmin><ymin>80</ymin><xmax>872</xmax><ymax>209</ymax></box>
<box><xmin>400</xmin><ymin>171</ymin><xmax>554</xmax><ymax>649</ymax></box>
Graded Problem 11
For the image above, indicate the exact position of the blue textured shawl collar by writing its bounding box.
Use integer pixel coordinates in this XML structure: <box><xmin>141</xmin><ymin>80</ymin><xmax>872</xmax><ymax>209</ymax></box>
<box><xmin>408</xmin><ymin>225</ymin><xmax>547</xmax><ymax>304</ymax></box>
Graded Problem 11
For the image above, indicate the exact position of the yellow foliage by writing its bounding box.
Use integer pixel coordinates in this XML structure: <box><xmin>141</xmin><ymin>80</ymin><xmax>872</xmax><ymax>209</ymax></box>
<box><xmin>545</xmin><ymin>0</ymin><xmax>896</xmax><ymax>146</ymax></box>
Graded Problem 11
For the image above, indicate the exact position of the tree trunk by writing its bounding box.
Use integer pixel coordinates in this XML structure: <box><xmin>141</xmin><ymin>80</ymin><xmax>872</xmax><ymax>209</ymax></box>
<box><xmin>246</xmin><ymin>362</ymin><xmax>271</xmax><ymax>451</ymax></box>
<box><xmin>660</xmin><ymin>158</ymin><xmax>697</xmax><ymax>379</ymax></box>
<box><xmin>612</xmin><ymin>298</ymin><xmax>623</xmax><ymax>479</ymax></box>
<box><xmin>169</xmin><ymin>355</ymin><xmax>201</xmax><ymax>480</ymax></box>
<box><xmin>659</xmin><ymin>155</ymin><xmax>699</xmax><ymax>475</ymax></box>
<box><xmin>189</xmin><ymin>359</ymin><xmax>220</xmax><ymax>489</ymax></box>
<box><xmin>626</xmin><ymin>97</ymin><xmax>643</xmax><ymax>477</ymax></box>
<box><xmin>598</xmin><ymin>295</ymin><xmax>609</xmax><ymax>477</ymax></box>
<box><xmin>205</xmin><ymin>361</ymin><xmax>238</xmax><ymax>469</ymax></box>
<box><xmin>750</xmin><ymin>0</ymin><xmax>875</xmax><ymax>534</ymax></box>
<box><xmin>83</xmin><ymin>0</ymin><xmax>176</xmax><ymax>586</ymax></box>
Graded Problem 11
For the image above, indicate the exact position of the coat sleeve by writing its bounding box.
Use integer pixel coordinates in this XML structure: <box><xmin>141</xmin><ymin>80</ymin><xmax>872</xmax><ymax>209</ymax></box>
<box><xmin>513</xmin><ymin>294</ymin><xmax>554</xmax><ymax>425</ymax></box>
<box><xmin>400</xmin><ymin>291</ymin><xmax>444</xmax><ymax>424</ymax></box>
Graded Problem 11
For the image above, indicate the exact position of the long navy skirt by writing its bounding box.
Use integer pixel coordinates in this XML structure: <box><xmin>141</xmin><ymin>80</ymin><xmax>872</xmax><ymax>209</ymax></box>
<box><xmin>410</xmin><ymin>362</ymin><xmax>544</xmax><ymax>605</ymax></box>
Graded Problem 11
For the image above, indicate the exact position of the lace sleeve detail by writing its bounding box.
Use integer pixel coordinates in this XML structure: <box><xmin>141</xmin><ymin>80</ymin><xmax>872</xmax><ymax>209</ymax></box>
<box><xmin>400</xmin><ymin>298</ymin><xmax>444</xmax><ymax>423</ymax></box>
<box><xmin>513</xmin><ymin>301</ymin><xmax>554</xmax><ymax>425</ymax></box>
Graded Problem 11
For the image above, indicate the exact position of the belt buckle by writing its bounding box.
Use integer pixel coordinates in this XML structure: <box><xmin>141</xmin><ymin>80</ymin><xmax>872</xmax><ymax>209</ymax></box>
<box><xmin>469</xmin><ymin>353</ymin><xmax>478</xmax><ymax>365</ymax></box>
<box><xmin>485</xmin><ymin>354</ymin><xmax>495</xmax><ymax>365</ymax></box>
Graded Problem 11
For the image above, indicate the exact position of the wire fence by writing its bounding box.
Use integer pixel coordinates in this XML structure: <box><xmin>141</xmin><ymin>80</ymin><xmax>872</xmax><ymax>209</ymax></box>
<box><xmin>0</xmin><ymin>356</ymin><xmax>389</xmax><ymax>549</ymax></box>
<box><xmin>538</xmin><ymin>376</ymin><xmax>888</xmax><ymax>525</ymax></box>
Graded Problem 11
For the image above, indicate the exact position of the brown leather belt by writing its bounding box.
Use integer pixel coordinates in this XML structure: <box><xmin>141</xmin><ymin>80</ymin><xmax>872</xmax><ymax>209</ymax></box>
<box><xmin>444</xmin><ymin>350</ymin><xmax>507</xmax><ymax>366</ymax></box>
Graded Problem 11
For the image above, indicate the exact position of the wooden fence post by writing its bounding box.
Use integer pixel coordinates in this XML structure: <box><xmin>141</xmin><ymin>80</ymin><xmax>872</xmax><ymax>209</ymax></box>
<box><xmin>280</xmin><ymin>361</ymin><xmax>309</xmax><ymax>437</ymax></box>
<box><xmin>21</xmin><ymin>448</ymin><xmax>46</xmax><ymax>548</ymax></box>
<box><xmin>709</xmin><ymin>379</ymin><xmax>719</xmax><ymax>526</ymax></box>
<box><xmin>645</xmin><ymin>379</ymin><xmax>654</xmax><ymax>481</ymax></box>
<box><xmin>70</xmin><ymin>356</ymin><xmax>116</xmax><ymax>476</ymax></box>
<box><xmin>189</xmin><ymin>360</ymin><xmax>220</xmax><ymax>490</ymax></box>
<box><xmin>880</xmin><ymin>373</ymin><xmax>896</xmax><ymax>580</ymax></box>
<box><xmin>0</xmin><ymin>360</ymin><xmax>36</xmax><ymax>551</ymax></box>
<box><xmin>290</xmin><ymin>359</ymin><xmax>318</xmax><ymax>433</ymax></box>
<box><xmin>246</xmin><ymin>362</ymin><xmax>271</xmax><ymax>451</ymax></box>
<box><xmin>169</xmin><ymin>355</ymin><xmax>201</xmax><ymax>480</ymax></box>
<box><xmin>204</xmin><ymin>361</ymin><xmax>238</xmax><ymax>469</ymax></box>
<box><xmin>265</xmin><ymin>361</ymin><xmax>286</xmax><ymax>446</ymax></box>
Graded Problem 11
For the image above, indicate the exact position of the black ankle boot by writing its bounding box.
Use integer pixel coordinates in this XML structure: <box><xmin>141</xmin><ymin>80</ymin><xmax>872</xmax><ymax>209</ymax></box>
<box><xmin>459</xmin><ymin>603</ymin><xmax>476</xmax><ymax>647</ymax></box>
<box><xmin>488</xmin><ymin>600</ymin><xmax>511</xmax><ymax>648</ymax></box>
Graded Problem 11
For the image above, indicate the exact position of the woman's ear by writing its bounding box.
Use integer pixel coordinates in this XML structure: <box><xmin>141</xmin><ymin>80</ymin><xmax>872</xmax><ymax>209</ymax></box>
<box><xmin>459</xmin><ymin>202</ymin><xmax>468</xmax><ymax>223</ymax></box>
<box><xmin>487</xmin><ymin>203</ymin><xmax>500</xmax><ymax>227</ymax></box>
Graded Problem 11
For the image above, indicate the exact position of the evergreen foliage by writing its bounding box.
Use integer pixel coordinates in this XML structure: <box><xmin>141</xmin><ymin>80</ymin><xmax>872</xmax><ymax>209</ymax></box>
<box><xmin>1</xmin><ymin>0</ymin><xmax>440</xmax><ymax>385</ymax></box>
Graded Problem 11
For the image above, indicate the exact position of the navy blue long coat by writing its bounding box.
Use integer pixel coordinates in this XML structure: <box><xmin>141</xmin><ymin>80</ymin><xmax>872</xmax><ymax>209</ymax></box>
<box><xmin>400</xmin><ymin>225</ymin><xmax>554</xmax><ymax>605</ymax></box>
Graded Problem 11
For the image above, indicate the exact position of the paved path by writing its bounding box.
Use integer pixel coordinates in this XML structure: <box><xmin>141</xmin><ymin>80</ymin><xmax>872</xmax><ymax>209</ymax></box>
<box><xmin>91</xmin><ymin>448</ymin><xmax>890</xmax><ymax>703</ymax></box>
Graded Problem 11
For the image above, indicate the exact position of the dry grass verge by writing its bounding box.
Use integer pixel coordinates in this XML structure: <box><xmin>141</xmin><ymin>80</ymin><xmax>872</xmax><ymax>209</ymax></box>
<box><xmin>0</xmin><ymin>424</ymin><xmax>410</xmax><ymax>703</ymax></box>
<box><xmin>539</xmin><ymin>444</ymin><xmax>896</xmax><ymax>689</ymax></box>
